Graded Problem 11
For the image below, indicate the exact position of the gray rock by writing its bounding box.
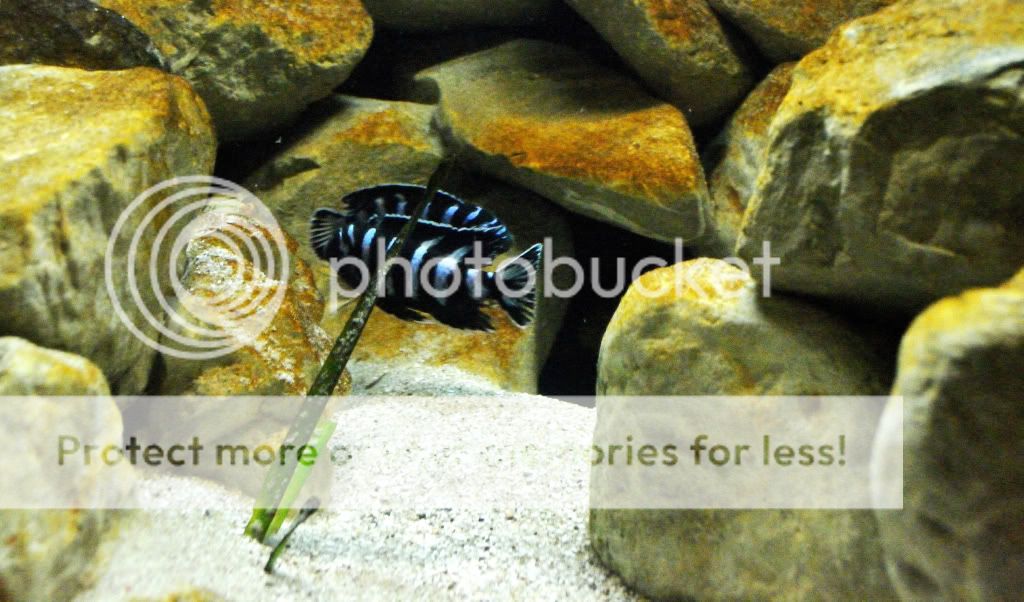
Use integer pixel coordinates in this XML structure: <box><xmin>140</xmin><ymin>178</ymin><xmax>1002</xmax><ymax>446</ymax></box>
<box><xmin>736</xmin><ymin>0</ymin><xmax>1024</xmax><ymax>310</ymax></box>
<box><xmin>564</xmin><ymin>0</ymin><xmax>754</xmax><ymax>127</ymax></box>
<box><xmin>0</xmin><ymin>65</ymin><xmax>216</xmax><ymax>393</ymax></box>
<box><xmin>96</xmin><ymin>0</ymin><xmax>374</xmax><ymax>140</ymax></box>
<box><xmin>703</xmin><ymin>63</ymin><xmax>795</xmax><ymax>255</ymax></box>
<box><xmin>708</xmin><ymin>0</ymin><xmax>895</xmax><ymax>62</ymax></box>
<box><xmin>418</xmin><ymin>40</ymin><xmax>710</xmax><ymax>243</ymax></box>
<box><xmin>592</xmin><ymin>259</ymin><xmax>894</xmax><ymax>600</ymax></box>
<box><xmin>873</xmin><ymin>272</ymin><xmax>1024</xmax><ymax>600</ymax></box>
<box><xmin>0</xmin><ymin>338</ymin><xmax>131</xmax><ymax>602</ymax></box>
<box><xmin>362</xmin><ymin>0</ymin><xmax>557</xmax><ymax>31</ymax></box>
<box><xmin>0</xmin><ymin>0</ymin><xmax>163</xmax><ymax>70</ymax></box>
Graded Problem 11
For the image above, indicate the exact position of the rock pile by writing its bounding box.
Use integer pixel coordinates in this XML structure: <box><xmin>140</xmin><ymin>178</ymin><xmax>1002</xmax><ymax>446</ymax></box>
<box><xmin>1</xmin><ymin>0</ymin><xmax>1021</xmax><ymax>599</ymax></box>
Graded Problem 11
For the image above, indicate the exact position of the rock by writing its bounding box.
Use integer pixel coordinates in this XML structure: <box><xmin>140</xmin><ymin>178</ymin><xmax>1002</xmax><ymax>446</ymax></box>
<box><xmin>245</xmin><ymin>96</ymin><xmax>445</xmax><ymax>286</ymax></box>
<box><xmin>0</xmin><ymin>0</ymin><xmax>163</xmax><ymax>70</ymax></box>
<box><xmin>597</xmin><ymin>259</ymin><xmax>885</xmax><ymax>396</ymax></box>
<box><xmin>0</xmin><ymin>65</ymin><xmax>216</xmax><ymax>393</ymax></box>
<box><xmin>736</xmin><ymin>0</ymin><xmax>1024</xmax><ymax>310</ymax></box>
<box><xmin>873</xmin><ymin>271</ymin><xmax>1024</xmax><ymax>600</ymax></box>
<box><xmin>708</xmin><ymin>0</ymin><xmax>895</xmax><ymax>62</ymax></box>
<box><xmin>591</xmin><ymin>259</ymin><xmax>894</xmax><ymax>600</ymax></box>
<box><xmin>361</xmin><ymin>0</ymin><xmax>557</xmax><ymax>31</ymax></box>
<box><xmin>246</xmin><ymin>95</ymin><xmax>572</xmax><ymax>393</ymax></box>
<box><xmin>0</xmin><ymin>338</ymin><xmax>130</xmax><ymax>602</ymax></box>
<box><xmin>96</xmin><ymin>0</ymin><xmax>374</xmax><ymax>141</ymax></box>
<box><xmin>323</xmin><ymin>173</ymin><xmax>574</xmax><ymax>394</ymax></box>
<box><xmin>564</xmin><ymin>0</ymin><xmax>754</xmax><ymax>127</ymax></box>
<box><xmin>155</xmin><ymin>221</ymin><xmax>345</xmax><ymax>398</ymax></box>
<box><xmin>703</xmin><ymin>63</ymin><xmax>795</xmax><ymax>255</ymax></box>
<box><xmin>418</xmin><ymin>39</ymin><xmax>710</xmax><ymax>243</ymax></box>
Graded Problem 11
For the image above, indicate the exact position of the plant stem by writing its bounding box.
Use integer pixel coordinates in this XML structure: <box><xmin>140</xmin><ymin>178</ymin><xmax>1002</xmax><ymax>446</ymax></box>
<box><xmin>245</xmin><ymin>159</ymin><xmax>454</xmax><ymax>542</ymax></box>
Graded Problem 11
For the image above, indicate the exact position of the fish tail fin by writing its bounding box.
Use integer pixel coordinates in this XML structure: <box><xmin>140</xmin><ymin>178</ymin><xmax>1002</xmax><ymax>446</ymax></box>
<box><xmin>310</xmin><ymin>208</ymin><xmax>346</xmax><ymax>260</ymax></box>
<box><xmin>495</xmin><ymin>243</ymin><xmax>542</xmax><ymax>328</ymax></box>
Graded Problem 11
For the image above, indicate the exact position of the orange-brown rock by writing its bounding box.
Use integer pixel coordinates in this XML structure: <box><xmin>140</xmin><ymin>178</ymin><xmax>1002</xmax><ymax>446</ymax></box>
<box><xmin>703</xmin><ymin>63</ymin><xmax>795</xmax><ymax>254</ymax></box>
<box><xmin>874</xmin><ymin>268</ymin><xmax>1024</xmax><ymax>600</ymax></box>
<box><xmin>361</xmin><ymin>0</ymin><xmax>557</xmax><ymax>31</ymax></box>
<box><xmin>418</xmin><ymin>40</ymin><xmax>709</xmax><ymax>243</ymax></box>
<box><xmin>737</xmin><ymin>0</ymin><xmax>1024</xmax><ymax>309</ymax></box>
<box><xmin>708</xmin><ymin>0</ymin><xmax>896</xmax><ymax>61</ymax></box>
<box><xmin>565</xmin><ymin>0</ymin><xmax>754</xmax><ymax>126</ymax></box>
<box><xmin>97</xmin><ymin>0</ymin><xmax>374</xmax><ymax>140</ymax></box>
<box><xmin>0</xmin><ymin>65</ymin><xmax>215</xmax><ymax>393</ymax></box>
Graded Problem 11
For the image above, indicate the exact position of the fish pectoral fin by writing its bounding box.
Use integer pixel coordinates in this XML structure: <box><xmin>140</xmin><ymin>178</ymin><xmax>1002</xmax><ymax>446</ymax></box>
<box><xmin>310</xmin><ymin>208</ymin><xmax>347</xmax><ymax>260</ymax></box>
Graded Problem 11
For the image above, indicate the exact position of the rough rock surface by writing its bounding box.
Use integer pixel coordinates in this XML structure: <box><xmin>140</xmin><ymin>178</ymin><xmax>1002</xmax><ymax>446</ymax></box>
<box><xmin>703</xmin><ymin>63</ymin><xmax>795</xmax><ymax>255</ymax></box>
<box><xmin>246</xmin><ymin>96</ymin><xmax>445</xmax><ymax>282</ymax></box>
<box><xmin>418</xmin><ymin>40</ymin><xmax>710</xmax><ymax>243</ymax></box>
<box><xmin>362</xmin><ymin>0</ymin><xmax>557</xmax><ymax>31</ymax></box>
<box><xmin>155</xmin><ymin>224</ymin><xmax>345</xmax><ymax>398</ymax></box>
<box><xmin>247</xmin><ymin>97</ymin><xmax>572</xmax><ymax>393</ymax></box>
<box><xmin>0</xmin><ymin>0</ymin><xmax>163</xmax><ymax>70</ymax></box>
<box><xmin>565</xmin><ymin>0</ymin><xmax>754</xmax><ymax>127</ymax></box>
<box><xmin>96</xmin><ymin>0</ymin><xmax>374</xmax><ymax>140</ymax></box>
<box><xmin>591</xmin><ymin>259</ymin><xmax>893</xmax><ymax>600</ymax></box>
<box><xmin>0</xmin><ymin>65</ymin><xmax>216</xmax><ymax>393</ymax></box>
<box><xmin>76</xmin><ymin>386</ymin><xmax>639</xmax><ymax>601</ymax></box>
<box><xmin>0</xmin><ymin>338</ymin><xmax>129</xmax><ymax>602</ymax></box>
<box><xmin>873</xmin><ymin>271</ymin><xmax>1024</xmax><ymax>600</ymax></box>
<box><xmin>737</xmin><ymin>0</ymin><xmax>1024</xmax><ymax>310</ymax></box>
<box><xmin>708</xmin><ymin>0</ymin><xmax>895</xmax><ymax>62</ymax></box>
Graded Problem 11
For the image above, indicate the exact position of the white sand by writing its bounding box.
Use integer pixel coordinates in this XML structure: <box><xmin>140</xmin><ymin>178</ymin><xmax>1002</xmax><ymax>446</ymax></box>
<box><xmin>75</xmin><ymin>372</ymin><xmax>641</xmax><ymax>601</ymax></box>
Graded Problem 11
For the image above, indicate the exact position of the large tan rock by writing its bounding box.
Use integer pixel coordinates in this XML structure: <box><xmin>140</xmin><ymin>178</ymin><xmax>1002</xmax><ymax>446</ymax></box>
<box><xmin>418</xmin><ymin>40</ymin><xmax>709</xmax><ymax>243</ymax></box>
<box><xmin>708</xmin><ymin>0</ymin><xmax>895</xmax><ymax>62</ymax></box>
<box><xmin>703</xmin><ymin>63</ymin><xmax>795</xmax><ymax>255</ymax></box>
<box><xmin>361</xmin><ymin>0</ymin><xmax>557</xmax><ymax>31</ymax></box>
<box><xmin>0</xmin><ymin>338</ymin><xmax>130</xmax><ymax>602</ymax></box>
<box><xmin>591</xmin><ymin>259</ymin><xmax>893</xmax><ymax>600</ymax></box>
<box><xmin>96</xmin><ymin>0</ymin><xmax>373</xmax><ymax>140</ymax></box>
<box><xmin>873</xmin><ymin>271</ymin><xmax>1024</xmax><ymax>600</ymax></box>
<box><xmin>0</xmin><ymin>65</ymin><xmax>216</xmax><ymax>393</ymax></box>
<box><xmin>564</xmin><ymin>0</ymin><xmax>754</xmax><ymax>127</ymax></box>
<box><xmin>0</xmin><ymin>0</ymin><xmax>162</xmax><ymax>70</ymax></box>
<box><xmin>737</xmin><ymin>0</ymin><xmax>1024</xmax><ymax>310</ymax></box>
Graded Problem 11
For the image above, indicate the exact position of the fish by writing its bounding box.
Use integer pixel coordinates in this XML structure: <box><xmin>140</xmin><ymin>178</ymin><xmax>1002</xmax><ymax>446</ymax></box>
<box><xmin>310</xmin><ymin>184</ymin><xmax>542</xmax><ymax>331</ymax></box>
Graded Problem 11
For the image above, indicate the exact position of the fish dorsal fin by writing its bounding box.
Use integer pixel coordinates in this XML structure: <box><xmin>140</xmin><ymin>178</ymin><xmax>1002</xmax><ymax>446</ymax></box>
<box><xmin>342</xmin><ymin>184</ymin><xmax>506</xmax><ymax>232</ymax></box>
<box><xmin>378</xmin><ymin>215</ymin><xmax>513</xmax><ymax>258</ymax></box>
<box><xmin>310</xmin><ymin>208</ymin><xmax>346</xmax><ymax>259</ymax></box>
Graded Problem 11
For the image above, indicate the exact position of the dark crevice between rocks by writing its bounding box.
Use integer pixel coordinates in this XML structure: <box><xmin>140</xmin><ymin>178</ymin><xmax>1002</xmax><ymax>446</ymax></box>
<box><xmin>539</xmin><ymin>212</ymin><xmax>691</xmax><ymax>398</ymax></box>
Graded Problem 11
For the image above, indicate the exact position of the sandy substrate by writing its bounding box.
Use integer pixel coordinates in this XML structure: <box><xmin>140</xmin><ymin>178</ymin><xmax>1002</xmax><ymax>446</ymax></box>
<box><xmin>75</xmin><ymin>374</ymin><xmax>639</xmax><ymax>601</ymax></box>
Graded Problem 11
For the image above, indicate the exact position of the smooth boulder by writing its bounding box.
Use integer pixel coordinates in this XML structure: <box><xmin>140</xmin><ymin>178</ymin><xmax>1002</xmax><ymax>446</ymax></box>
<box><xmin>0</xmin><ymin>338</ymin><xmax>131</xmax><ymax>602</ymax></box>
<box><xmin>873</xmin><ymin>271</ymin><xmax>1024</xmax><ymax>599</ymax></box>
<box><xmin>592</xmin><ymin>259</ymin><xmax>893</xmax><ymax>600</ymax></box>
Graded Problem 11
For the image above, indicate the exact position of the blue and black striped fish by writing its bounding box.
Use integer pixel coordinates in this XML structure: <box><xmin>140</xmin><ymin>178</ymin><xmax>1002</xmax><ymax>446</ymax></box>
<box><xmin>310</xmin><ymin>184</ymin><xmax>541</xmax><ymax>331</ymax></box>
